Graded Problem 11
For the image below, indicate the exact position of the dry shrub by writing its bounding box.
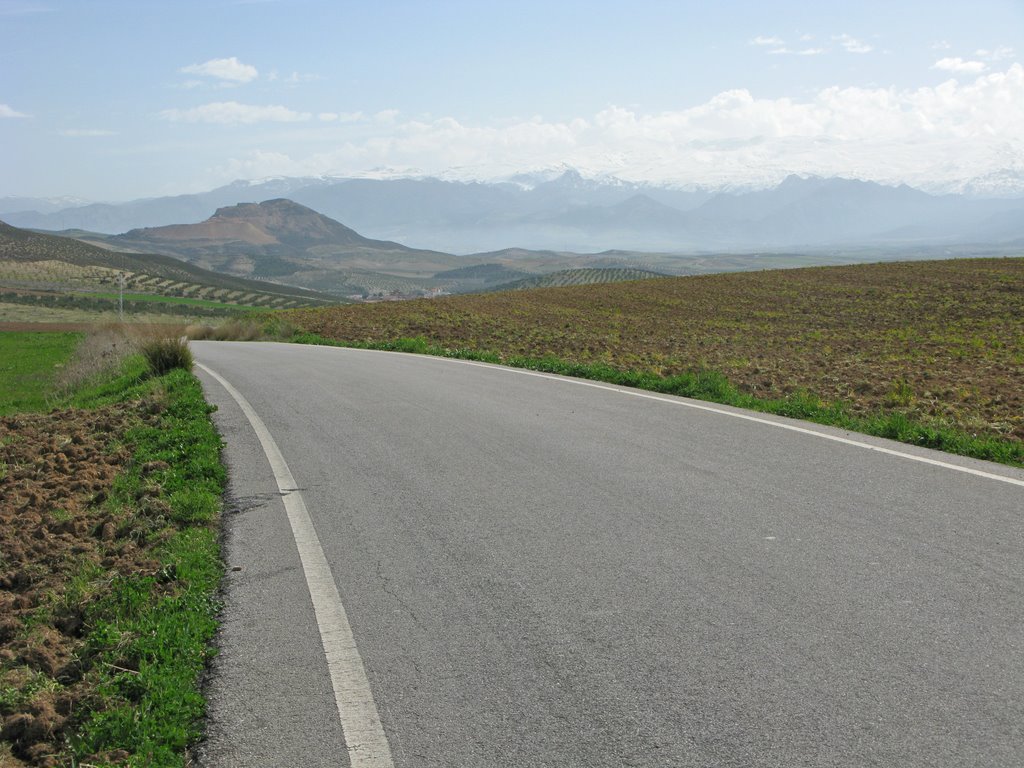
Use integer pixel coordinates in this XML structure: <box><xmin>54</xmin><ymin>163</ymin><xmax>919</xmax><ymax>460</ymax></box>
<box><xmin>52</xmin><ymin>323</ymin><xmax>137</xmax><ymax>395</ymax></box>
<box><xmin>184</xmin><ymin>323</ymin><xmax>214</xmax><ymax>340</ymax></box>
<box><xmin>184</xmin><ymin>318</ymin><xmax>263</xmax><ymax>341</ymax></box>
<box><xmin>212</xmin><ymin>319</ymin><xmax>263</xmax><ymax>341</ymax></box>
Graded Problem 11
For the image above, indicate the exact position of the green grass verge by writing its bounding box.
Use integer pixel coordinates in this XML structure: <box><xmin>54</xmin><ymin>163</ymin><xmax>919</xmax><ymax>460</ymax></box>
<box><xmin>290</xmin><ymin>331</ymin><xmax>1024</xmax><ymax>468</ymax></box>
<box><xmin>68</xmin><ymin>367</ymin><xmax>225</xmax><ymax>766</ymax></box>
<box><xmin>0</xmin><ymin>331</ymin><xmax>82</xmax><ymax>414</ymax></box>
<box><xmin>1</xmin><ymin>340</ymin><xmax>225</xmax><ymax>766</ymax></box>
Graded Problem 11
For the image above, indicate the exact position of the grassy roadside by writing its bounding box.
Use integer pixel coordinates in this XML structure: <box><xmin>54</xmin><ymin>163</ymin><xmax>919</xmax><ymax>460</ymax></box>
<box><xmin>288</xmin><ymin>331</ymin><xmax>1024</xmax><ymax>468</ymax></box>
<box><xmin>0</xmin><ymin>331</ymin><xmax>225</xmax><ymax>767</ymax></box>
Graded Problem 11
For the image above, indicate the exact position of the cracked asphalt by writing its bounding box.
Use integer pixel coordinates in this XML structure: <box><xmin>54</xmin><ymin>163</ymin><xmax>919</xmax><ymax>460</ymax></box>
<box><xmin>193</xmin><ymin>341</ymin><xmax>1024</xmax><ymax>767</ymax></box>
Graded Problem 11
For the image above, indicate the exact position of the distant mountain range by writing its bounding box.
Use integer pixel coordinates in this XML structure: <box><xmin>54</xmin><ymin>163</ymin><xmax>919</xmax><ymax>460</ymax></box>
<box><xmin>6</xmin><ymin>197</ymin><xmax>1019</xmax><ymax>302</ymax></box>
<box><xmin>5</xmin><ymin>172</ymin><xmax>1022</xmax><ymax>253</ymax></box>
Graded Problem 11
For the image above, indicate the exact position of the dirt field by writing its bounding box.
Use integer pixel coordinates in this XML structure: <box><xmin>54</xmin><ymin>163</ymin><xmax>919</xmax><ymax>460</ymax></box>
<box><xmin>288</xmin><ymin>257</ymin><xmax>1024</xmax><ymax>443</ymax></box>
<box><xmin>0</xmin><ymin>402</ymin><xmax>167</xmax><ymax>766</ymax></box>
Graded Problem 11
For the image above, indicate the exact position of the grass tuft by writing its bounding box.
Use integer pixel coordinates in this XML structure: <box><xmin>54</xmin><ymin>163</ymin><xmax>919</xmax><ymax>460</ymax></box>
<box><xmin>140</xmin><ymin>337</ymin><xmax>194</xmax><ymax>376</ymax></box>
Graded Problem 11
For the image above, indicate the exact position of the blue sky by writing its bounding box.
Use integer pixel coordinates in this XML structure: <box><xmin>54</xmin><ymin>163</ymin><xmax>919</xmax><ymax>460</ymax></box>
<box><xmin>2</xmin><ymin>0</ymin><xmax>1022</xmax><ymax>199</ymax></box>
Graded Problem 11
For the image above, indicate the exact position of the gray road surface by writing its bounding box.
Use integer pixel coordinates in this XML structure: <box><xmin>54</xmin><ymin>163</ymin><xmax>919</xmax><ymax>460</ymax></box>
<box><xmin>192</xmin><ymin>340</ymin><xmax>1024</xmax><ymax>767</ymax></box>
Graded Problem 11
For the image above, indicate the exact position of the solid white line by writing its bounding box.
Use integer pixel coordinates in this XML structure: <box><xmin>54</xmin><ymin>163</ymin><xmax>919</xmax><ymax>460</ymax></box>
<box><xmin>196</xmin><ymin>362</ymin><xmax>395</xmax><ymax>768</ymax></box>
<box><xmin>321</xmin><ymin>346</ymin><xmax>1024</xmax><ymax>489</ymax></box>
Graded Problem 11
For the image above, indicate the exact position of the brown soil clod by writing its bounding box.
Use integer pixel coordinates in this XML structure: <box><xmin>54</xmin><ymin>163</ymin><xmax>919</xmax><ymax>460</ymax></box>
<box><xmin>0</xmin><ymin>401</ymin><xmax>160</xmax><ymax>765</ymax></box>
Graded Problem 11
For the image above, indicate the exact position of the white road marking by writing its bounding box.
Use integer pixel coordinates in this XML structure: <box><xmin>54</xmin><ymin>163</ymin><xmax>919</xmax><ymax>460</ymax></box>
<box><xmin>196</xmin><ymin>362</ymin><xmax>395</xmax><ymax>768</ymax></box>
<box><xmin>318</xmin><ymin>346</ymin><xmax>1024</xmax><ymax>489</ymax></box>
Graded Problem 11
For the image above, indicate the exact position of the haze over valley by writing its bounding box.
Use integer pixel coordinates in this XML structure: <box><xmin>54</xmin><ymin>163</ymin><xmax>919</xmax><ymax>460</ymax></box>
<box><xmin>5</xmin><ymin>169</ymin><xmax>1024</xmax><ymax>255</ymax></box>
<box><xmin>2</xmin><ymin>166</ymin><xmax>1019</xmax><ymax>301</ymax></box>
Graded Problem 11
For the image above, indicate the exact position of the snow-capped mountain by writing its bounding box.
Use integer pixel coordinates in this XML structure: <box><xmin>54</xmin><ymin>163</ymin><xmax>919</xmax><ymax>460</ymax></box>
<box><xmin>3</xmin><ymin>170</ymin><xmax>1021</xmax><ymax>253</ymax></box>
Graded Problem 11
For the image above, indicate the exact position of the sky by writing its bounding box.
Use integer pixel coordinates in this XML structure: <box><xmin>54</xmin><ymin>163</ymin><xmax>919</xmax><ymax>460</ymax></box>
<box><xmin>1</xmin><ymin>0</ymin><xmax>1023</xmax><ymax>201</ymax></box>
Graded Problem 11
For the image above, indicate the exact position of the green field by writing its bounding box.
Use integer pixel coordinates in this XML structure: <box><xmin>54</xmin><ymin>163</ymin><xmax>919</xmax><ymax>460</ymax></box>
<box><xmin>86</xmin><ymin>291</ymin><xmax>241</xmax><ymax>308</ymax></box>
<box><xmin>0</xmin><ymin>331</ymin><xmax>81</xmax><ymax>414</ymax></box>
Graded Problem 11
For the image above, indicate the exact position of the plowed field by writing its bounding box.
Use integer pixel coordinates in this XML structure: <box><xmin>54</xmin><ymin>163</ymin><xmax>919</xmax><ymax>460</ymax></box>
<box><xmin>289</xmin><ymin>257</ymin><xmax>1024</xmax><ymax>443</ymax></box>
<box><xmin>0</xmin><ymin>402</ymin><xmax>160</xmax><ymax>766</ymax></box>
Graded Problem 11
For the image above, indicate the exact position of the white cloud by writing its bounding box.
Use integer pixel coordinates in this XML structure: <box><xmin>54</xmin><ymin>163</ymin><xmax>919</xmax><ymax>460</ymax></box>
<box><xmin>267</xmin><ymin>70</ymin><xmax>319</xmax><ymax>84</ymax></box>
<box><xmin>318</xmin><ymin>111</ymin><xmax>365</xmax><ymax>123</ymax></box>
<box><xmin>975</xmin><ymin>46</ymin><xmax>1015</xmax><ymax>61</ymax></box>
<box><xmin>0</xmin><ymin>103</ymin><xmax>29</xmax><ymax>118</ymax></box>
<box><xmin>752</xmin><ymin>35</ymin><xmax>823</xmax><ymax>56</ymax></box>
<box><xmin>212</xmin><ymin>65</ymin><xmax>1024</xmax><ymax>192</ymax></box>
<box><xmin>374</xmin><ymin>109</ymin><xmax>401</xmax><ymax>124</ymax></box>
<box><xmin>159</xmin><ymin>101</ymin><xmax>311</xmax><ymax>124</ymax></box>
<box><xmin>768</xmin><ymin>46</ymin><xmax>825</xmax><ymax>56</ymax></box>
<box><xmin>214</xmin><ymin>150</ymin><xmax>302</xmax><ymax>180</ymax></box>
<box><xmin>932</xmin><ymin>40</ymin><xmax>952</xmax><ymax>51</ymax></box>
<box><xmin>932</xmin><ymin>57</ymin><xmax>988</xmax><ymax>74</ymax></box>
<box><xmin>57</xmin><ymin>128</ymin><xmax>116</xmax><ymax>137</ymax></box>
<box><xmin>180</xmin><ymin>57</ymin><xmax>258</xmax><ymax>84</ymax></box>
<box><xmin>834</xmin><ymin>34</ymin><xmax>872</xmax><ymax>54</ymax></box>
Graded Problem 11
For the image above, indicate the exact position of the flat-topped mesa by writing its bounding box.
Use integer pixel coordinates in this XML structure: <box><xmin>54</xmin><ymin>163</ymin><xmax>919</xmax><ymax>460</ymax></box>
<box><xmin>211</xmin><ymin>199</ymin><xmax>357</xmax><ymax>241</ymax></box>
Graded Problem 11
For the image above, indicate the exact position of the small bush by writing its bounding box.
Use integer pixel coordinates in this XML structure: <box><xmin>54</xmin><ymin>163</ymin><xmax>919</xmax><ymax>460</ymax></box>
<box><xmin>140</xmin><ymin>337</ymin><xmax>193</xmax><ymax>376</ymax></box>
<box><xmin>215</xmin><ymin>319</ymin><xmax>263</xmax><ymax>341</ymax></box>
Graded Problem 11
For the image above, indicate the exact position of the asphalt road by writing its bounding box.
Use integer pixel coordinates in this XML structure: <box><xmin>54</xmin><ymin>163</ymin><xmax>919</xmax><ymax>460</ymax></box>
<box><xmin>192</xmin><ymin>340</ymin><xmax>1024</xmax><ymax>767</ymax></box>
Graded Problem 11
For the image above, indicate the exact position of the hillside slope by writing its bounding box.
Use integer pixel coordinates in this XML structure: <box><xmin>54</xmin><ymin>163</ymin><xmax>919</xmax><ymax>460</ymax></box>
<box><xmin>0</xmin><ymin>220</ymin><xmax>336</xmax><ymax>309</ymax></box>
<box><xmin>489</xmin><ymin>267</ymin><xmax>667</xmax><ymax>292</ymax></box>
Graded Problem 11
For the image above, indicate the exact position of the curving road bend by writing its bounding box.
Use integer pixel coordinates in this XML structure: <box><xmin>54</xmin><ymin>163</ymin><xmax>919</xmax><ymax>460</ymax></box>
<box><xmin>192</xmin><ymin>340</ymin><xmax>1024</xmax><ymax>768</ymax></box>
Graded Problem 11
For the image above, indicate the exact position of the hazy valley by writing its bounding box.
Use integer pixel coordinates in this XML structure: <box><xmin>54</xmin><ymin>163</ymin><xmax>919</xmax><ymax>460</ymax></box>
<box><xmin>5</xmin><ymin>171</ymin><xmax>1023</xmax><ymax>254</ymax></box>
<box><xmin>3</xmin><ymin>172</ymin><xmax>1022</xmax><ymax>304</ymax></box>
